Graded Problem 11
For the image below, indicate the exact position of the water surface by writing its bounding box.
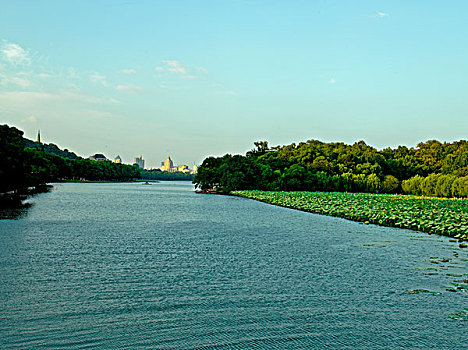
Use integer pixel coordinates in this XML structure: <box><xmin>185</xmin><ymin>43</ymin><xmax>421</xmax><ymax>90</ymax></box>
<box><xmin>0</xmin><ymin>182</ymin><xmax>467</xmax><ymax>349</ymax></box>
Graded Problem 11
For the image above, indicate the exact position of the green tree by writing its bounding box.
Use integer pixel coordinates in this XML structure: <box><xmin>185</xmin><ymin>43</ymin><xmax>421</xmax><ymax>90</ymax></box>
<box><xmin>0</xmin><ymin>124</ymin><xmax>26</xmax><ymax>193</ymax></box>
<box><xmin>381</xmin><ymin>175</ymin><xmax>399</xmax><ymax>194</ymax></box>
<box><xmin>366</xmin><ymin>174</ymin><xmax>381</xmax><ymax>193</ymax></box>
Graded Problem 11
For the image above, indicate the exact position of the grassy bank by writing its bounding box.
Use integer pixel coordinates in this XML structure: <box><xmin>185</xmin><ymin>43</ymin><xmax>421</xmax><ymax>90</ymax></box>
<box><xmin>232</xmin><ymin>191</ymin><xmax>468</xmax><ymax>243</ymax></box>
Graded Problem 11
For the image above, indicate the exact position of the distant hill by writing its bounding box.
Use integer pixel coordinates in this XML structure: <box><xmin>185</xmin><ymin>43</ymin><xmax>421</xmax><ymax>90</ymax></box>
<box><xmin>24</xmin><ymin>139</ymin><xmax>80</xmax><ymax>160</ymax></box>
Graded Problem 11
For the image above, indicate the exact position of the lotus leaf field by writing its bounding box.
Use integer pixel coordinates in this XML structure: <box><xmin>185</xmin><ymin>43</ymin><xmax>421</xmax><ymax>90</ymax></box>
<box><xmin>232</xmin><ymin>191</ymin><xmax>468</xmax><ymax>241</ymax></box>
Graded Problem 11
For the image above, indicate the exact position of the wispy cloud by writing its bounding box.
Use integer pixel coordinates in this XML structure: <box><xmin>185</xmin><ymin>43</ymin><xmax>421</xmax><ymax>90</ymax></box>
<box><xmin>163</xmin><ymin>60</ymin><xmax>187</xmax><ymax>74</ymax></box>
<box><xmin>38</xmin><ymin>73</ymin><xmax>54</xmax><ymax>79</ymax></box>
<box><xmin>8</xmin><ymin>76</ymin><xmax>31</xmax><ymax>88</ymax></box>
<box><xmin>1</xmin><ymin>41</ymin><xmax>31</xmax><ymax>65</ymax></box>
<box><xmin>0</xmin><ymin>70</ymin><xmax>32</xmax><ymax>88</ymax></box>
<box><xmin>121</xmin><ymin>68</ymin><xmax>136</xmax><ymax>74</ymax></box>
<box><xmin>154</xmin><ymin>61</ymin><xmax>208</xmax><ymax>80</ymax></box>
<box><xmin>0</xmin><ymin>91</ymin><xmax>119</xmax><ymax>128</ymax></box>
<box><xmin>371</xmin><ymin>11</ymin><xmax>389</xmax><ymax>18</ymax></box>
<box><xmin>21</xmin><ymin>115</ymin><xmax>37</xmax><ymax>123</ymax></box>
<box><xmin>90</xmin><ymin>72</ymin><xmax>107</xmax><ymax>86</ymax></box>
<box><xmin>115</xmin><ymin>84</ymin><xmax>143</xmax><ymax>94</ymax></box>
<box><xmin>0</xmin><ymin>91</ymin><xmax>112</xmax><ymax>105</ymax></box>
<box><xmin>68</xmin><ymin>67</ymin><xmax>79</xmax><ymax>79</ymax></box>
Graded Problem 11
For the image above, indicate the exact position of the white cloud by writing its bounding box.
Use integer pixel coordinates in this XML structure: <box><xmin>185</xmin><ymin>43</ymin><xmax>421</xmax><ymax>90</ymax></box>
<box><xmin>372</xmin><ymin>11</ymin><xmax>389</xmax><ymax>18</ymax></box>
<box><xmin>0</xmin><ymin>91</ymin><xmax>120</xmax><ymax>135</ymax></box>
<box><xmin>60</xmin><ymin>91</ymin><xmax>111</xmax><ymax>104</ymax></box>
<box><xmin>115</xmin><ymin>84</ymin><xmax>143</xmax><ymax>94</ymax></box>
<box><xmin>0</xmin><ymin>91</ymin><xmax>111</xmax><ymax>106</ymax></box>
<box><xmin>163</xmin><ymin>60</ymin><xmax>187</xmax><ymax>74</ymax></box>
<box><xmin>121</xmin><ymin>68</ymin><xmax>136</xmax><ymax>74</ymax></box>
<box><xmin>38</xmin><ymin>73</ymin><xmax>54</xmax><ymax>78</ymax></box>
<box><xmin>9</xmin><ymin>76</ymin><xmax>31</xmax><ymax>88</ymax></box>
<box><xmin>0</xmin><ymin>71</ymin><xmax>32</xmax><ymax>88</ymax></box>
<box><xmin>90</xmin><ymin>72</ymin><xmax>107</xmax><ymax>86</ymax></box>
<box><xmin>21</xmin><ymin>115</ymin><xmax>37</xmax><ymax>123</ymax></box>
<box><xmin>68</xmin><ymin>67</ymin><xmax>79</xmax><ymax>79</ymax></box>
<box><xmin>329</xmin><ymin>78</ymin><xmax>336</xmax><ymax>84</ymax></box>
<box><xmin>1</xmin><ymin>42</ymin><xmax>31</xmax><ymax>65</ymax></box>
<box><xmin>83</xmin><ymin>109</ymin><xmax>113</xmax><ymax>119</ymax></box>
<box><xmin>154</xmin><ymin>61</ymin><xmax>207</xmax><ymax>80</ymax></box>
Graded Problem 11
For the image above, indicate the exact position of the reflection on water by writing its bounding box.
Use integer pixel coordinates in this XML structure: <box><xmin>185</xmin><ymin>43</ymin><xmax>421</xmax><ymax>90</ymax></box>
<box><xmin>0</xmin><ymin>198</ymin><xmax>34</xmax><ymax>220</ymax></box>
<box><xmin>0</xmin><ymin>185</ymin><xmax>52</xmax><ymax>220</ymax></box>
<box><xmin>0</xmin><ymin>203</ymin><xmax>33</xmax><ymax>219</ymax></box>
<box><xmin>0</xmin><ymin>182</ymin><xmax>467</xmax><ymax>349</ymax></box>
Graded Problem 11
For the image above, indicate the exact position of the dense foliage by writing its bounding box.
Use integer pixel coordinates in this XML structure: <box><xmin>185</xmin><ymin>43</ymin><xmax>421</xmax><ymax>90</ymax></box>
<box><xmin>402</xmin><ymin>174</ymin><xmax>468</xmax><ymax>198</ymax></box>
<box><xmin>0</xmin><ymin>124</ymin><xmax>140</xmax><ymax>194</ymax></box>
<box><xmin>24</xmin><ymin>138</ymin><xmax>79</xmax><ymax>159</ymax></box>
<box><xmin>141</xmin><ymin>169</ymin><xmax>194</xmax><ymax>181</ymax></box>
<box><xmin>194</xmin><ymin>140</ymin><xmax>468</xmax><ymax>197</ymax></box>
<box><xmin>0</xmin><ymin>125</ymin><xmax>28</xmax><ymax>193</ymax></box>
<box><xmin>233</xmin><ymin>190</ymin><xmax>468</xmax><ymax>241</ymax></box>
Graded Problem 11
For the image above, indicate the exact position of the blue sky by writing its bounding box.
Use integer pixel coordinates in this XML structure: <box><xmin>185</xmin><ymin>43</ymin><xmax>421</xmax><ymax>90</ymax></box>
<box><xmin>1</xmin><ymin>1</ymin><xmax>467</xmax><ymax>168</ymax></box>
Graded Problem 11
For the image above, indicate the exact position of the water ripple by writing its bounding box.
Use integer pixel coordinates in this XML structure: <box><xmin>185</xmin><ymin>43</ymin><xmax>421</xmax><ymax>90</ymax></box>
<box><xmin>0</xmin><ymin>182</ymin><xmax>467</xmax><ymax>349</ymax></box>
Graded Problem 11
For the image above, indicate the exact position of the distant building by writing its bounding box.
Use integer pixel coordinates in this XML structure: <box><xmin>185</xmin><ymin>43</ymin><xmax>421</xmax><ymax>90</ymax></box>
<box><xmin>114</xmin><ymin>155</ymin><xmax>122</xmax><ymax>164</ymax></box>
<box><xmin>133</xmin><ymin>156</ymin><xmax>145</xmax><ymax>169</ymax></box>
<box><xmin>37</xmin><ymin>130</ymin><xmax>41</xmax><ymax>143</ymax></box>
<box><xmin>178</xmin><ymin>165</ymin><xmax>189</xmax><ymax>173</ymax></box>
<box><xmin>191</xmin><ymin>164</ymin><xmax>198</xmax><ymax>174</ymax></box>
<box><xmin>160</xmin><ymin>156</ymin><xmax>174</xmax><ymax>171</ymax></box>
<box><xmin>89</xmin><ymin>153</ymin><xmax>109</xmax><ymax>161</ymax></box>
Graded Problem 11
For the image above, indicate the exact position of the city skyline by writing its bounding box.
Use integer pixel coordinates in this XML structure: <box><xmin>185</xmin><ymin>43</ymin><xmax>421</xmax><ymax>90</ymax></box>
<box><xmin>1</xmin><ymin>1</ymin><xmax>468</xmax><ymax>168</ymax></box>
<box><xmin>89</xmin><ymin>151</ymin><xmax>195</xmax><ymax>171</ymax></box>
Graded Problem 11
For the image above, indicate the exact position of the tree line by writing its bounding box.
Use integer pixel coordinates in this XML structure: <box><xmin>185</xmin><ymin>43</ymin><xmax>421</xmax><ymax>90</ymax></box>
<box><xmin>141</xmin><ymin>169</ymin><xmax>194</xmax><ymax>181</ymax></box>
<box><xmin>194</xmin><ymin>139</ymin><xmax>468</xmax><ymax>198</ymax></box>
<box><xmin>0</xmin><ymin>124</ymin><xmax>140</xmax><ymax>194</ymax></box>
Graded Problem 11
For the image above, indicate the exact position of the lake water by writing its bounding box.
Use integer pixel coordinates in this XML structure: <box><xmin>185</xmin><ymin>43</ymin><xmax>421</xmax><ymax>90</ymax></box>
<box><xmin>0</xmin><ymin>182</ymin><xmax>467</xmax><ymax>349</ymax></box>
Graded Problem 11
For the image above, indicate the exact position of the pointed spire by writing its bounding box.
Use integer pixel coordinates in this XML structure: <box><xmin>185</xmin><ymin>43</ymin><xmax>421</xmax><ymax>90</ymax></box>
<box><xmin>37</xmin><ymin>130</ymin><xmax>41</xmax><ymax>143</ymax></box>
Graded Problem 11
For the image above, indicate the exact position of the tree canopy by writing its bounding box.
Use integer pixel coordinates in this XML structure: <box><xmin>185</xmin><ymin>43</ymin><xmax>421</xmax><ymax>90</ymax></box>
<box><xmin>194</xmin><ymin>139</ymin><xmax>468</xmax><ymax>198</ymax></box>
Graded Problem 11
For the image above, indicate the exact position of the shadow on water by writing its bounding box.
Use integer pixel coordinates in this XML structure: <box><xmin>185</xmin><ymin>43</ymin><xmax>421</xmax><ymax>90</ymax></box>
<box><xmin>0</xmin><ymin>185</ymin><xmax>52</xmax><ymax>220</ymax></box>
<box><xmin>0</xmin><ymin>202</ymin><xmax>34</xmax><ymax>219</ymax></box>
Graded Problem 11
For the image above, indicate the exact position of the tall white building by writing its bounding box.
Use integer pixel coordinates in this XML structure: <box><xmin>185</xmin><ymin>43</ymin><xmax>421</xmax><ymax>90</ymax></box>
<box><xmin>134</xmin><ymin>156</ymin><xmax>145</xmax><ymax>169</ymax></box>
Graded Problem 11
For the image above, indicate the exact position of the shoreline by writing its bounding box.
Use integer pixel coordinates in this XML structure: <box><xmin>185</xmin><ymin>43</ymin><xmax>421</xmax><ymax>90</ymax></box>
<box><xmin>58</xmin><ymin>180</ymin><xmax>140</xmax><ymax>183</ymax></box>
<box><xmin>231</xmin><ymin>190</ymin><xmax>468</xmax><ymax>245</ymax></box>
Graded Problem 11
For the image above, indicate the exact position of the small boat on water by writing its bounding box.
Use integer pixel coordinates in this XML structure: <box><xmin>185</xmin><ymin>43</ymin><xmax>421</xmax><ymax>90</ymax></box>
<box><xmin>142</xmin><ymin>182</ymin><xmax>152</xmax><ymax>185</ymax></box>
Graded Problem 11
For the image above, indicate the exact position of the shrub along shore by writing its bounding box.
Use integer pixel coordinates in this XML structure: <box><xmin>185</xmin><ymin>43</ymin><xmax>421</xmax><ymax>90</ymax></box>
<box><xmin>232</xmin><ymin>190</ymin><xmax>468</xmax><ymax>243</ymax></box>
